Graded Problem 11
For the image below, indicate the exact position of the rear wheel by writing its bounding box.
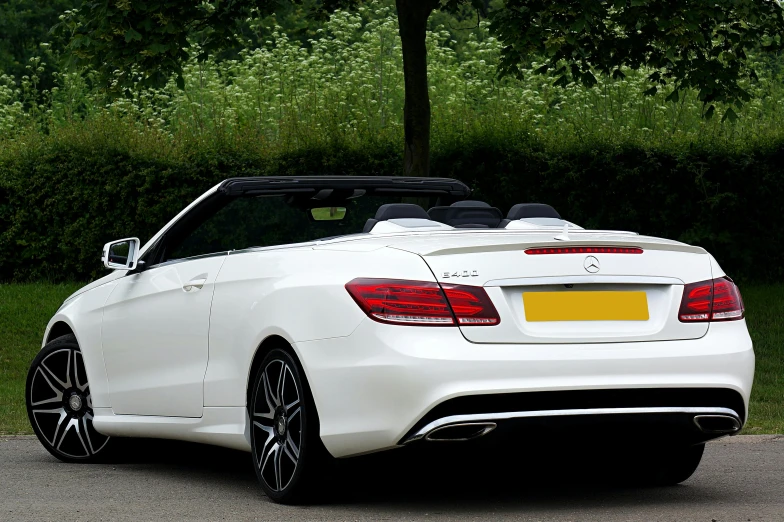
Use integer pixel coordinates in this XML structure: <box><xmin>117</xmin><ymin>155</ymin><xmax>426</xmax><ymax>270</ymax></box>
<box><xmin>26</xmin><ymin>335</ymin><xmax>111</xmax><ymax>462</ymax></box>
<box><xmin>250</xmin><ymin>348</ymin><xmax>330</xmax><ymax>504</ymax></box>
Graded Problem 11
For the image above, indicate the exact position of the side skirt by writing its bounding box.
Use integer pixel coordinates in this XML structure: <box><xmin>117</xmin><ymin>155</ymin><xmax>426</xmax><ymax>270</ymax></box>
<box><xmin>92</xmin><ymin>406</ymin><xmax>251</xmax><ymax>452</ymax></box>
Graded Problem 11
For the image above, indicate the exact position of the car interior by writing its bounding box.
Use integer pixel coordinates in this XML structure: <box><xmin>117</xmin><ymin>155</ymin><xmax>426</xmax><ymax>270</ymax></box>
<box><xmin>362</xmin><ymin>201</ymin><xmax>569</xmax><ymax>233</ymax></box>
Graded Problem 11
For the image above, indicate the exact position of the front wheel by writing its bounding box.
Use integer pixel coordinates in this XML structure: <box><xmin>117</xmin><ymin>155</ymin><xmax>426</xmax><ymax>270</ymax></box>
<box><xmin>250</xmin><ymin>348</ymin><xmax>330</xmax><ymax>504</ymax></box>
<box><xmin>26</xmin><ymin>334</ymin><xmax>111</xmax><ymax>462</ymax></box>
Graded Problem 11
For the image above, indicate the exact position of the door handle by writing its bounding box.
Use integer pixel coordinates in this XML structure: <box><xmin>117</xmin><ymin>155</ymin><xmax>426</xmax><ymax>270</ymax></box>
<box><xmin>182</xmin><ymin>278</ymin><xmax>207</xmax><ymax>292</ymax></box>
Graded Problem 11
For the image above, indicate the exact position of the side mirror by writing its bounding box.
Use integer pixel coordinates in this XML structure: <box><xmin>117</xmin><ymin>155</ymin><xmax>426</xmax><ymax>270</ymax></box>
<box><xmin>102</xmin><ymin>237</ymin><xmax>141</xmax><ymax>270</ymax></box>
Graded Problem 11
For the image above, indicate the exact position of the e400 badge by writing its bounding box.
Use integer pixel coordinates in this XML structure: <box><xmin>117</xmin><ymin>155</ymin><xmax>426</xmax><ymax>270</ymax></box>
<box><xmin>442</xmin><ymin>270</ymin><xmax>478</xmax><ymax>278</ymax></box>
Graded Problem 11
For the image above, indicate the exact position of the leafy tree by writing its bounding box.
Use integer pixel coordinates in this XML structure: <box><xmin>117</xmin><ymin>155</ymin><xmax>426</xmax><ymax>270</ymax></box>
<box><xmin>491</xmin><ymin>0</ymin><xmax>784</xmax><ymax>123</ymax></box>
<box><xmin>0</xmin><ymin>0</ymin><xmax>80</xmax><ymax>88</ymax></box>
<box><xmin>63</xmin><ymin>0</ymin><xmax>784</xmax><ymax>176</ymax></box>
<box><xmin>60</xmin><ymin>1</ymin><xmax>354</xmax><ymax>88</ymax></box>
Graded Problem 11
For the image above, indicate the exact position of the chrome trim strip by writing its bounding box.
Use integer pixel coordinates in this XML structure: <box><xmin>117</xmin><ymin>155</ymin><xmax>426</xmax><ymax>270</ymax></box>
<box><xmin>403</xmin><ymin>406</ymin><xmax>740</xmax><ymax>444</ymax></box>
<box><xmin>484</xmin><ymin>275</ymin><xmax>684</xmax><ymax>287</ymax></box>
<box><xmin>425</xmin><ymin>422</ymin><xmax>497</xmax><ymax>442</ymax></box>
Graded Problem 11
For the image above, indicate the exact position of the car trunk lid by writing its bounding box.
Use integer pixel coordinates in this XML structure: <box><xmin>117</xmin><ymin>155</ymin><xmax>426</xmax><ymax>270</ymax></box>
<box><xmin>393</xmin><ymin>232</ymin><xmax>713</xmax><ymax>344</ymax></box>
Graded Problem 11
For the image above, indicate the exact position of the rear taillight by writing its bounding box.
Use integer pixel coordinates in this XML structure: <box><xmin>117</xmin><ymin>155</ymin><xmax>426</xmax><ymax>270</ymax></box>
<box><xmin>441</xmin><ymin>284</ymin><xmax>501</xmax><ymax>325</ymax></box>
<box><xmin>345</xmin><ymin>278</ymin><xmax>500</xmax><ymax>327</ymax></box>
<box><xmin>678</xmin><ymin>277</ymin><xmax>744</xmax><ymax>322</ymax></box>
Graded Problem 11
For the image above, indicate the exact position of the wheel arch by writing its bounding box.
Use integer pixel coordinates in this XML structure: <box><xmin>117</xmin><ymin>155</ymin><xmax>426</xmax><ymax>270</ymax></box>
<box><xmin>45</xmin><ymin>321</ymin><xmax>76</xmax><ymax>345</ymax></box>
<box><xmin>246</xmin><ymin>334</ymin><xmax>299</xmax><ymax>411</ymax></box>
<box><xmin>245</xmin><ymin>334</ymin><xmax>324</xmax><ymax>432</ymax></box>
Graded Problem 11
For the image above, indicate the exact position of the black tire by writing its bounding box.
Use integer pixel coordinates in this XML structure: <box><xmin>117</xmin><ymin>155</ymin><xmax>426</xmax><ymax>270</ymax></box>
<box><xmin>249</xmin><ymin>348</ymin><xmax>331</xmax><ymax>504</ymax></box>
<box><xmin>626</xmin><ymin>443</ymin><xmax>705</xmax><ymax>486</ymax></box>
<box><xmin>26</xmin><ymin>334</ymin><xmax>111</xmax><ymax>463</ymax></box>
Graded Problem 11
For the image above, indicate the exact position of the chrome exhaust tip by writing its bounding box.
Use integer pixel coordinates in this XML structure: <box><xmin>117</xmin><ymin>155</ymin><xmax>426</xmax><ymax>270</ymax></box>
<box><xmin>693</xmin><ymin>414</ymin><xmax>741</xmax><ymax>434</ymax></box>
<box><xmin>425</xmin><ymin>422</ymin><xmax>497</xmax><ymax>442</ymax></box>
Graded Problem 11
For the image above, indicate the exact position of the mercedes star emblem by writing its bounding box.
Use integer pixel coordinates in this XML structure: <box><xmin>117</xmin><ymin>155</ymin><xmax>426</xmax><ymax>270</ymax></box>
<box><xmin>583</xmin><ymin>255</ymin><xmax>600</xmax><ymax>273</ymax></box>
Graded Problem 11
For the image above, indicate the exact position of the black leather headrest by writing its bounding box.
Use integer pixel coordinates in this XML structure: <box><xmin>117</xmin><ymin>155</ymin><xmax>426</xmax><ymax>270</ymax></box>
<box><xmin>507</xmin><ymin>203</ymin><xmax>561</xmax><ymax>220</ymax></box>
<box><xmin>428</xmin><ymin>203</ymin><xmax>503</xmax><ymax>228</ymax></box>
<box><xmin>362</xmin><ymin>219</ymin><xmax>379</xmax><ymax>233</ymax></box>
<box><xmin>374</xmin><ymin>203</ymin><xmax>429</xmax><ymax>221</ymax></box>
<box><xmin>450</xmin><ymin>200</ymin><xmax>492</xmax><ymax>208</ymax></box>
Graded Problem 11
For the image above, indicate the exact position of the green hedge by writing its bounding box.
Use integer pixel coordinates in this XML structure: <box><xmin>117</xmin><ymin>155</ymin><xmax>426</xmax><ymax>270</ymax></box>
<box><xmin>1</xmin><ymin>125</ymin><xmax>782</xmax><ymax>282</ymax></box>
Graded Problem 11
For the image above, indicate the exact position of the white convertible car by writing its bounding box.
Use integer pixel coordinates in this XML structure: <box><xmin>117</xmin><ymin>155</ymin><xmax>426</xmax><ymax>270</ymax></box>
<box><xmin>27</xmin><ymin>176</ymin><xmax>753</xmax><ymax>503</ymax></box>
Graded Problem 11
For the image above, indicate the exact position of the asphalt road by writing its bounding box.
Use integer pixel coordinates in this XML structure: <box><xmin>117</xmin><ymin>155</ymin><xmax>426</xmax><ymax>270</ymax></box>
<box><xmin>1</xmin><ymin>435</ymin><xmax>782</xmax><ymax>521</ymax></box>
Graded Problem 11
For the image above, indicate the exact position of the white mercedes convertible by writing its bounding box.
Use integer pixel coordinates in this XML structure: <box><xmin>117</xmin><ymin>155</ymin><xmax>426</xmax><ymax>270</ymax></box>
<box><xmin>27</xmin><ymin>176</ymin><xmax>753</xmax><ymax>503</ymax></box>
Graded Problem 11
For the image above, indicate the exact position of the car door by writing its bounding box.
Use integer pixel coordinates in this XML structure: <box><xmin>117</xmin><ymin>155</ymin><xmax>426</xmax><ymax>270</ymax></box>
<box><xmin>98</xmin><ymin>190</ymin><xmax>363</xmax><ymax>418</ymax></box>
<box><xmin>99</xmin><ymin>193</ymin><xmax>243</xmax><ymax>418</ymax></box>
<box><xmin>101</xmin><ymin>255</ymin><xmax>226</xmax><ymax>417</ymax></box>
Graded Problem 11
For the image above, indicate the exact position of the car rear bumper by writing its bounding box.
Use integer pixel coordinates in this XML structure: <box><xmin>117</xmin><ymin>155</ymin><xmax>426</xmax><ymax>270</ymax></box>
<box><xmin>295</xmin><ymin>320</ymin><xmax>754</xmax><ymax>458</ymax></box>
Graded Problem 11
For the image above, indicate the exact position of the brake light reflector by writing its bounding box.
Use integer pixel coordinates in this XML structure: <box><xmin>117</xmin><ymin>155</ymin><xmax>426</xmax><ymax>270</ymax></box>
<box><xmin>345</xmin><ymin>279</ymin><xmax>500</xmax><ymax>326</ymax></box>
<box><xmin>525</xmin><ymin>247</ymin><xmax>643</xmax><ymax>255</ymax></box>
<box><xmin>678</xmin><ymin>277</ymin><xmax>744</xmax><ymax>322</ymax></box>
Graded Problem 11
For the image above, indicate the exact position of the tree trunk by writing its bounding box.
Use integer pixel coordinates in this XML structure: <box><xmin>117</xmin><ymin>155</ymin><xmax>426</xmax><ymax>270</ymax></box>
<box><xmin>396</xmin><ymin>0</ymin><xmax>437</xmax><ymax>177</ymax></box>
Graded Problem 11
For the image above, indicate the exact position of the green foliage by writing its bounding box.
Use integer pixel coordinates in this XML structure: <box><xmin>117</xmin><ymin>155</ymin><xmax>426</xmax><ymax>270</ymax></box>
<box><xmin>1</xmin><ymin>3</ymin><xmax>784</xmax><ymax>282</ymax></box>
<box><xmin>0</xmin><ymin>0</ymin><xmax>79</xmax><ymax>91</ymax></box>
<box><xmin>1</xmin><ymin>115</ymin><xmax>783</xmax><ymax>282</ymax></box>
<box><xmin>6</xmin><ymin>6</ymin><xmax>784</xmax><ymax>145</ymax></box>
<box><xmin>59</xmin><ymin>0</ymin><xmax>357</xmax><ymax>89</ymax></box>
<box><xmin>492</xmin><ymin>0</ymin><xmax>784</xmax><ymax>121</ymax></box>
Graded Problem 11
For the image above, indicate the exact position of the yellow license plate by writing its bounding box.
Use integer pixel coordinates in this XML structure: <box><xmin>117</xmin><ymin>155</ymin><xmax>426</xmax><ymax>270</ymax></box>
<box><xmin>523</xmin><ymin>291</ymin><xmax>649</xmax><ymax>322</ymax></box>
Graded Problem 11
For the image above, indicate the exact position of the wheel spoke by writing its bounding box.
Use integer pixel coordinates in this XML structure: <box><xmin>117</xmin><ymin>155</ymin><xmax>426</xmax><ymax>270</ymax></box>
<box><xmin>73</xmin><ymin>351</ymin><xmax>89</xmax><ymax>392</ymax></box>
<box><xmin>30</xmin><ymin>407</ymin><xmax>65</xmax><ymax>446</ymax></box>
<box><xmin>257</xmin><ymin>372</ymin><xmax>277</xmax><ymax>419</ymax></box>
<box><xmin>30</xmin><ymin>368</ymin><xmax>63</xmax><ymax>406</ymax></box>
<box><xmin>274</xmin><ymin>443</ymin><xmax>283</xmax><ymax>491</ymax></box>
<box><xmin>285</xmin><ymin>432</ymin><xmax>300</xmax><ymax>460</ymax></box>
<box><xmin>41</xmin><ymin>351</ymin><xmax>71</xmax><ymax>390</ymax></box>
<box><xmin>81</xmin><ymin>416</ymin><xmax>94</xmax><ymax>453</ymax></box>
<box><xmin>82</xmin><ymin>413</ymin><xmax>110</xmax><ymax>454</ymax></box>
<box><xmin>260</xmin><ymin>442</ymin><xmax>281</xmax><ymax>491</ymax></box>
<box><xmin>56</xmin><ymin>417</ymin><xmax>89</xmax><ymax>458</ymax></box>
<box><xmin>282</xmin><ymin>366</ymin><xmax>300</xmax><ymax>412</ymax></box>
<box><xmin>55</xmin><ymin>416</ymin><xmax>72</xmax><ymax>450</ymax></box>
<box><xmin>36</xmin><ymin>365</ymin><xmax>67</xmax><ymax>395</ymax></box>
<box><xmin>253</xmin><ymin>373</ymin><xmax>275</xmax><ymax>421</ymax></box>
<box><xmin>72</xmin><ymin>418</ymin><xmax>91</xmax><ymax>456</ymax></box>
<box><xmin>52</xmin><ymin>409</ymin><xmax>68</xmax><ymax>447</ymax></box>
<box><xmin>275</xmin><ymin>362</ymin><xmax>285</xmax><ymax>406</ymax></box>
<box><xmin>284</xmin><ymin>397</ymin><xmax>299</xmax><ymax>412</ymax></box>
<box><xmin>253</xmin><ymin>421</ymin><xmax>276</xmax><ymax>469</ymax></box>
<box><xmin>81</xmin><ymin>414</ymin><xmax>98</xmax><ymax>454</ymax></box>
<box><xmin>263</xmin><ymin>369</ymin><xmax>280</xmax><ymax>409</ymax></box>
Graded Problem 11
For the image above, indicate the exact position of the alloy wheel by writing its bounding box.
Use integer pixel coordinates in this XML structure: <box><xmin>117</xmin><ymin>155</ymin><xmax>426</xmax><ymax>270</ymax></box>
<box><xmin>27</xmin><ymin>344</ymin><xmax>110</xmax><ymax>460</ymax></box>
<box><xmin>252</xmin><ymin>357</ymin><xmax>302</xmax><ymax>492</ymax></box>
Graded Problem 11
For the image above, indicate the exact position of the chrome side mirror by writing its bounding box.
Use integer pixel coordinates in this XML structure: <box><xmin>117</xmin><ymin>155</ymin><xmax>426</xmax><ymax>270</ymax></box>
<box><xmin>102</xmin><ymin>237</ymin><xmax>141</xmax><ymax>270</ymax></box>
